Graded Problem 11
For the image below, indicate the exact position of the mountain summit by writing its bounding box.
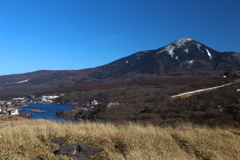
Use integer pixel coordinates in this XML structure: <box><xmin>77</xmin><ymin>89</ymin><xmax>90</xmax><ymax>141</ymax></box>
<box><xmin>158</xmin><ymin>37</ymin><xmax>193</xmax><ymax>57</ymax></box>
<box><xmin>157</xmin><ymin>37</ymin><xmax>214</xmax><ymax>60</ymax></box>
<box><xmin>89</xmin><ymin>37</ymin><xmax>240</xmax><ymax>79</ymax></box>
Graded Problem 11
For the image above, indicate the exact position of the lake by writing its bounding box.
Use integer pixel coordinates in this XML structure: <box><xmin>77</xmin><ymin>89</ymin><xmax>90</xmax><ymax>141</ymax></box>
<box><xmin>20</xmin><ymin>103</ymin><xmax>78</xmax><ymax>122</ymax></box>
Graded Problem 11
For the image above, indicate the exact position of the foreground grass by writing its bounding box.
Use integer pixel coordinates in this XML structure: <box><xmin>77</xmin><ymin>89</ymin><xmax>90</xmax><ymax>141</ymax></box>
<box><xmin>0</xmin><ymin>119</ymin><xmax>240</xmax><ymax>159</ymax></box>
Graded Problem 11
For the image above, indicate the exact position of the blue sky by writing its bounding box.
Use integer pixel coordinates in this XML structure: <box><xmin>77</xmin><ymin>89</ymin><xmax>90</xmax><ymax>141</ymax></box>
<box><xmin>1</xmin><ymin>0</ymin><xmax>240</xmax><ymax>76</ymax></box>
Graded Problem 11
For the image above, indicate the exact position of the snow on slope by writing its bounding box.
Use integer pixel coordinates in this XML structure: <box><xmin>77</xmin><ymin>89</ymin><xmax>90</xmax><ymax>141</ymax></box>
<box><xmin>206</xmin><ymin>49</ymin><xmax>212</xmax><ymax>60</ymax></box>
<box><xmin>158</xmin><ymin>37</ymin><xmax>192</xmax><ymax>57</ymax></box>
<box><xmin>173</xmin><ymin>37</ymin><xmax>192</xmax><ymax>47</ymax></box>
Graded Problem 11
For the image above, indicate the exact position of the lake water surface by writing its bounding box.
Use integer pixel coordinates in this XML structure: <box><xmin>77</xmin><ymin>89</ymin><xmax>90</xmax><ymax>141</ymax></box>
<box><xmin>20</xmin><ymin>103</ymin><xmax>78</xmax><ymax>122</ymax></box>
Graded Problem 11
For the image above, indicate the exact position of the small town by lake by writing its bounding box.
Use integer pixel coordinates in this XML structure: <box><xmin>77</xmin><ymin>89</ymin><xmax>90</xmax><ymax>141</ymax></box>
<box><xmin>20</xmin><ymin>103</ymin><xmax>77</xmax><ymax>122</ymax></box>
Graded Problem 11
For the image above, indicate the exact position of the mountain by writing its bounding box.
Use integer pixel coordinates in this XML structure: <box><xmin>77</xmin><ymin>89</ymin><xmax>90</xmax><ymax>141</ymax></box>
<box><xmin>0</xmin><ymin>37</ymin><xmax>240</xmax><ymax>95</ymax></box>
<box><xmin>89</xmin><ymin>38</ymin><xmax>240</xmax><ymax>79</ymax></box>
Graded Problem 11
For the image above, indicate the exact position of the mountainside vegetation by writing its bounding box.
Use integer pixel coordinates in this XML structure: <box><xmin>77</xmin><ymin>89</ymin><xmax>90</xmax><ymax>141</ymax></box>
<box><xmin>2</xmin><ymin>71</ymin><xmax>240</xmax><ymax>127</ymax></box>
<box><xmin>32</xmin><ymin>71</ymin><xmax>237</xmax><ymax>127</ymax></box>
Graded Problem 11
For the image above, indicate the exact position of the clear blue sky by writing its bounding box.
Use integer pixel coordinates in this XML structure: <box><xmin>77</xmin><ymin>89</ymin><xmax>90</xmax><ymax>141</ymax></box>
<box><xmin>1</xmin><ymin>0</ymin><xmax>240</xmax><ymax>76</ymax></box>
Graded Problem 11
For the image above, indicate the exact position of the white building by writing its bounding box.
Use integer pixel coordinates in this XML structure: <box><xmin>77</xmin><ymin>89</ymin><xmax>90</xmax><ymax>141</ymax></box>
<box><xmin>42</xmin><ymin>95</ymin><xmax>59</xmax><ymax>100</ymax></box>
<box><xmin>12</xmin><ymin>97</ymin><xmax>25</xmax><ymax>101</ymax></box>
<box><xmin>91</xmin><ymin>100</ymin><xmax>99</xmax><ymax>106</ymax></box>
<box><xmin>10</xmin><ymin>109</ymin><xmax>19</xmax><ymax>115</ymax></box>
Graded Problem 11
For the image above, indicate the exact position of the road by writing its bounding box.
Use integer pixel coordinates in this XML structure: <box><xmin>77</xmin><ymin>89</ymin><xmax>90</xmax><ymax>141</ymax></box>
<box><xmin>171</xmin><ymin>82</ymin><xmax>234</xmax><ymax>98</ymax></box>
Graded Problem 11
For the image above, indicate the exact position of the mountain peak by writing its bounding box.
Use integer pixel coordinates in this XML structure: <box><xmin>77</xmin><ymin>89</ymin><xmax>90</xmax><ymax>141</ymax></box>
<box><xmin>173</xmin><ymin>37</ymin><xmax>192</xmax><ymax>47</ymax></box>
<box><xmin>158</xmin><ymin>37</ymin><xmax>193</xmax><ymax>57</ymax></box>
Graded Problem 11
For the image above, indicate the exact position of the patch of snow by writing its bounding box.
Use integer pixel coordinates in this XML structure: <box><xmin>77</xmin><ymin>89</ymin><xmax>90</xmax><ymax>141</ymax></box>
<box><xmin>188</xmin><ymin>60</ymin><xmax>194</xmax><ymax>64</ymax></box>
<box><xmin>165</xmin><ymin>45</ymin><xmax>176</xmax><ymax>57</ymax></box>
<box><xmin>232</xmin><ymin>53</ymin><xmax>240</xmax><ymax>59</ymax></box>
<box><xmin>175</xmin><ymin>56</ymin><xmax>178</xmax><ymax>60</ymax></box>
<box><xmin>206</xmin><ymin>49</ymin><xmax>212</xmax><ymax>60</ymax></box>
<box><xmin>174</xmin><ymin>38</ymin><xmax>192</xmax><ymax>48</ymax></box>
<box><xmin>196</xmin><ymin>43</ymin><xmax>201</xmax><ymax>50</ymax></box>
<box><xmin>136</xmin><ymin>53</ymin><xmax>144</xmax><ymax>56</ymax></box>
<box><xmin>15</xmin><ymin>79</ymin><xmax>30</xmax><ymax>84</ymax></box>
<box><xmin>158</xmin><ymin>37</ymin><xmax>192</xmax><ymax>57</ymax></box>
<box><xmin>126</xmin><ymin>61</ymin><xmax>128</xmax><ymax>64</ymax></box>
<box><xmin>184</xmin><ymin>48</ymin><xmax>189</xmax><ymax>53</ymax></box>
<box><xmin>158</xmin><ymin>45</ymin><xmax>176</xmax><ymax>57</ymax></box>
<box><xmin>136</xmin><ymin>51</ymin><xmax>148</xmax><ymax>56</ymax></box>
<box><xmin>157</xmin><ymin>49</ymin><xmax>164</xmax><ymax>54</ymax></box>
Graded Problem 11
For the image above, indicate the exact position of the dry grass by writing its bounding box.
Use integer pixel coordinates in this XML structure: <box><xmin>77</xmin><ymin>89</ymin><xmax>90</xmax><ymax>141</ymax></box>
<box><xmin>0</xmin><ymin>119</ymin><xmax>240</xmax><ymax>159</ymax></box>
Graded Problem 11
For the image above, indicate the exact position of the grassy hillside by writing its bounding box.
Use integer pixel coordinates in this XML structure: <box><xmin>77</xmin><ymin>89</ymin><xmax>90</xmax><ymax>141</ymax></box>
<box><xmin>1</xmin><ymin>119</ymin><xmax>240</xmax><ymax>159</ymax></box>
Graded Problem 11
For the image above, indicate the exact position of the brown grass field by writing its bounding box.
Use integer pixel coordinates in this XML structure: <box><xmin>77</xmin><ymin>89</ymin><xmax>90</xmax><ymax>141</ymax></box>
<box><xmin>0</xmin><ymin>118</ymin><xmax>240</xmax><ymax>159</ymax></box>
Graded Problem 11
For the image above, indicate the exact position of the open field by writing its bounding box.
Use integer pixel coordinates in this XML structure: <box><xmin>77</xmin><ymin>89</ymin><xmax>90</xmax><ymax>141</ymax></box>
<box><xmin>0</xmin><ymin>119</ymin><xmax>240</xmax><ymax>159</ymax></box>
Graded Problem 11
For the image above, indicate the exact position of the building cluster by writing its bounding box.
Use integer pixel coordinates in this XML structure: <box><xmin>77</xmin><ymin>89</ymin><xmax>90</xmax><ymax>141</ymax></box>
<box><xmin>0</xmin><ymin>102</ymin><xmax>20</xmax><ymax>116</ymax></box>
<box><xmin>1</xmin><ymin>94</ymin><xmax>62</xmax><ymax>105</ymax></box>
<box><xmin>86</xmin><ymin>100</ymin><xmax>121</xmax><ymax>109</ymax></box>
<box><xmin>36</xmin><ymin>95</ymin><xmax>60</xmax><ymax>103</ymax></box>
<box><xmin>0</xmin><ymin>94</ymin><xmax>65</xmax><ymax>116</ymax></box>
<box><xmin>28</xmin><ymin>94</ymin><xmax>64</xmax><ymax>104</ymax></box>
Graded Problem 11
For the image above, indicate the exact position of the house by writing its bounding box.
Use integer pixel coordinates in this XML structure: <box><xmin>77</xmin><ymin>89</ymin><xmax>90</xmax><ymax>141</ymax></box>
<box><xmin>12</xmin><ymin>97</ymin><xmax>25</xmax><ymax>101</ymax></box>
<box><xmin>10</xmin><ymin>109</ymin><xmax>19</xmax><ymax>116</ymax></box>
<box><xmin>0</xmin><ymin>101</ymin><xmax>5</xmax><ymax>105</ymax></box>
<box><xmin>91</xmin><ymin>100</ymin><xmax>99</xmax><ymax>106</ymax></box>
<box><xmin>42</xmin><ymin>95</ymin><xmax>59</xmax><ymax>100</ymax></box>
<box><xmin>36</xmin><ymin>95</ymin><xmax>60</xmax><ymax>103</ymax></box>
<box><xmin>107</xmin><ymin>102</ymin><xmax>120</xmax><ymax>108</ymax></box>
<box><xmin>12</xmin><ymin>97</ymin><xmax>26</xmax><ymax>103</ymax></box>
<box><xmin>43</xmin><ymin>99</ymin><xmax>53</xmax><ymax>103</ymax></box>
<box><xmin>6</xmin><ymin>109</ymin><xmax>19</xmax><ymax>116</ymax></box>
